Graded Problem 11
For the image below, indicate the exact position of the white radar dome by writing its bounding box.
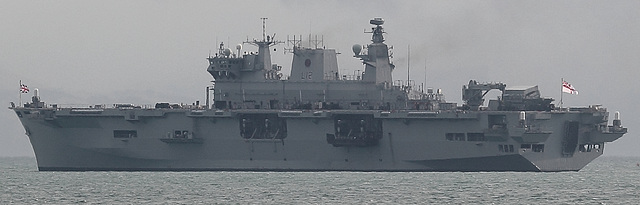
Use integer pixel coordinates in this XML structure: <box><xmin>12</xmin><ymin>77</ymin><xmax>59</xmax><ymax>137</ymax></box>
<box><xmin>352</xmin><ymin>44</ymin><xmax>362</xmax><ymax>55</ymax></box>
<box><xmin>223</xmin><ymin>48</ymin><xmax>232</xmax><ymax>57</ymax></box>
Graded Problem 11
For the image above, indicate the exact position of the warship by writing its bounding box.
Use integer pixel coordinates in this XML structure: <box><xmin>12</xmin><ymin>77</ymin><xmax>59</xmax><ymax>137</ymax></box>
<box><xmin>10</xmin><ymin>18</ymin><xmax>627</xmax><ymax>171</ymax></box>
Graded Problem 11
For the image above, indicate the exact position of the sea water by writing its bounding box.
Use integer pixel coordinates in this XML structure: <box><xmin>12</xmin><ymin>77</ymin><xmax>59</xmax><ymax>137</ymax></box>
<box><xmin>1</xmin><ymin>156</ymin><xmax>639</xmax><ymax>204</ymax></box>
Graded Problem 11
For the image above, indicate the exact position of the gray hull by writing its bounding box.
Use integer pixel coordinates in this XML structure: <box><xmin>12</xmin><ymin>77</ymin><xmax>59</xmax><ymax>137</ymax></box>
<box><xmin>14</xmin><ymin>108</ymin><xmax>620</xmax><ymax>172</ymax></box>
<box><xmin>10</xmin><ymin>18</ymin><xmax>626</xmax><ymax>172</ymax></box>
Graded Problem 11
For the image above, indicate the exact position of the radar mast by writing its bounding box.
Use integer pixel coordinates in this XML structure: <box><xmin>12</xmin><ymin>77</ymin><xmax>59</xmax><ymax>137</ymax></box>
<box><xmin>366</xmin><ymin>17</ymin><xmax>385</xmax><ymax>43</ymax></box>
<box><xmin>243</xmin><ymin>17</ymin><xmax>283</xmax><ymax>71</ymax></box>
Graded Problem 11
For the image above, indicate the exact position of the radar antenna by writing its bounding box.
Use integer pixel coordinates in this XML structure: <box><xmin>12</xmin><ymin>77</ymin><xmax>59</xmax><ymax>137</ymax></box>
<box><xmin>365</xmin><ymin>17</ymin><xmax>385</xmax><ymax>43</ymax></box>
<box><xmin>284</xmin><ymin>35</ymin><xmax>302</xmax><ymax>53</ymax></box>
<box><xmin>308</xmin><ymin>34</ymin><xmax>324</xmax><ymax>49</ymax></box>
<box><xmin>244</xmin><ymin>17</ymin><xmax>283</xmax><ymax>47</ymax></box>
<box><xmin>261</xmin><ymin>17</ymin><xmax>268</xmax><ymax>42</ymax></box>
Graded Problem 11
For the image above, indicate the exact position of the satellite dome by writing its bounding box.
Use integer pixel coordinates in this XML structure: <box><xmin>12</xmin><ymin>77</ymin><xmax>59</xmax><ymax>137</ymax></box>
<box><xmin>223</xmin><ymin>48</ymin><xmax>232</xmax><ymax>57</ymax></box>
<box><xmin>352</xmin><ymin>44</ymin><xmax>362</xmax><ymax>55</ymax></box>
<box><xmin>236</xmin><ymin>44</ymin><xmax>242</xmax><ymax>50</ymax></box>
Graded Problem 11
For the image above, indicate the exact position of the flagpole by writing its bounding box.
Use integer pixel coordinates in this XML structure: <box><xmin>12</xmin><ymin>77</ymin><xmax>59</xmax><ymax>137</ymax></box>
<box><xmin>19</xmin><ymin>80</ymin><xmax>22</xmax><ymax>107</ymax></box>
<box><xmin>560</xmin><ymin>78</ymin><xmax>563</xmax><ymax>109</ymax></box>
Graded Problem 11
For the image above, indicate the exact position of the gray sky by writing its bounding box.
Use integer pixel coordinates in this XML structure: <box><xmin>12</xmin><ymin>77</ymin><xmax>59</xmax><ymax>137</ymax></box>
<box><xmin>1</xmin><ymin>0</ymin><xmax>639</xmax><ymax>156</ymax></box>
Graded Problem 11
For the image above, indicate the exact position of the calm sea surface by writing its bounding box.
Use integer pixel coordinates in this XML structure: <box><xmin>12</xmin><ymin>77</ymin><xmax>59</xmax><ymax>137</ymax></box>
<box><xmin>1</xmin><ymin>156</ymin><xmax>639</xmax><ymax>204</ymax></box>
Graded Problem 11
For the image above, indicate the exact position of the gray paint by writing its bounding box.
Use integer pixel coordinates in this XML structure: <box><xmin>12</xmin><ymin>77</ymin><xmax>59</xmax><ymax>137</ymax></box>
<box><xmin>2</xmin><ymin>1</ymin><xmax>639</xmax><ymax>158</ymax></box>
<box><xmin>9</xmin><ymin>18</ymin><xmax>626</xmax><ymax>171</ymax></box>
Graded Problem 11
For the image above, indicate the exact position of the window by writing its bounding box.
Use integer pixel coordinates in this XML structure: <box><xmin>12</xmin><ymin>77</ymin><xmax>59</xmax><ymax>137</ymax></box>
<box><xmin>446</xmin><ymin>133</ymin><xmax>454</xmax><ymax>141</ymax></box>
<box><xmin>532</xmin><ymin>144</ymin><xmax>544</xmax><ymax>152</ymax></box>
<box><xmin>488</xmin><ymin>115</ymin><xmax>506</xmax><ymax>128</ymax></box>
<box><xmin>446</xmin><ymin>133</ymin><xmax>466</xmax><ymax>141</ymax></box>
<box><xmin>521</xmin><ymin>144</ymin><xmax>532</xmax><ymax>149</ymax></box>
<box><xmin>114</xmin><ymin>130</ymin><xmax>137</xmax><ymax>138</ymax></box>
<box><xmin>499</xmin><ymin>144</ymin><xmax>515</xmax><ymax>153</ymax></box>
<box><xmin>467</xmin><ymin>133</ymin><xmax>486</xmax><ymax>141</ymax></box>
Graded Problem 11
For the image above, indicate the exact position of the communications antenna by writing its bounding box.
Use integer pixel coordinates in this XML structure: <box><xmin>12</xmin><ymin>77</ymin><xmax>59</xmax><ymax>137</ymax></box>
<box><xmin>261</xmin><ymin>17</ymin><xmax>268</xmax><ymax>42</ymax></box>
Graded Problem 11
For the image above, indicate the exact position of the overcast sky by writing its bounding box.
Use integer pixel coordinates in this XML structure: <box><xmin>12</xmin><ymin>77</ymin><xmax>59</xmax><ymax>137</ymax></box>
<box><xmin>1</xmin><ymin>0</ymin><xmax>639</xmax><ymax>157</ymax></box>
